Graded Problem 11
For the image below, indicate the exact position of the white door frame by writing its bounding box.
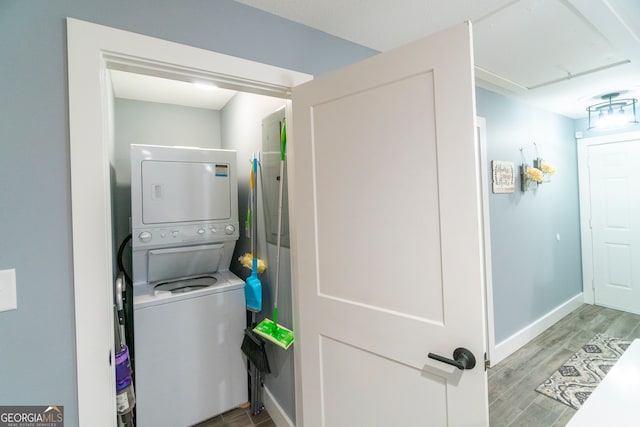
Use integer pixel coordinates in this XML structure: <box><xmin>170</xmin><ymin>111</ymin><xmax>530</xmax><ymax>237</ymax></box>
<box><xmin>577</xmin><ymin>130</ymin><xmax>640</xmax><ymax>305</ymax></box>
<box><xmin>67</xmin><ymin>18</ymin><xmax>311</xmax><ymax>426</ymax></box>
<box><xmin>476</xmin><ymin>117</ymin><xmax>497</xmax><ymax>365</ymax></box>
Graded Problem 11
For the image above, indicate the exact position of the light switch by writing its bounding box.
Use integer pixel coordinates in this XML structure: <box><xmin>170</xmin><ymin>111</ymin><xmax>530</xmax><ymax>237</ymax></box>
<box><xmin>0</xmin><ymin>269</ymin><xmax>17</xmax><ymax>312</ymax></box>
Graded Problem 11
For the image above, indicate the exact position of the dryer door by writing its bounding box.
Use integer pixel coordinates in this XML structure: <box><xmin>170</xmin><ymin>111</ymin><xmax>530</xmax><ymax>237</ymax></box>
<box><xmin>141</xmin><ymin>160</ymin><xmax>232</xmax><ymax>224</ymax></box>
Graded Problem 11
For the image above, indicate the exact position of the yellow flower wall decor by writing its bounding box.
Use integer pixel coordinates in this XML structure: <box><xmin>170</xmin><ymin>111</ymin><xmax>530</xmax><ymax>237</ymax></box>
<box><xmin>541</xmin><ymin>163</ymin><xmax>556</xmax><ymax>176</ymax></box>
<box><xmin>525</xmin><ymin>166</ymin><xmax>544</xmax><ymax>183</ymax></box>
<box><xmin>520</xmin><ymin>145</ymin><xmax>557</xmax><ymax>192</ymax></box>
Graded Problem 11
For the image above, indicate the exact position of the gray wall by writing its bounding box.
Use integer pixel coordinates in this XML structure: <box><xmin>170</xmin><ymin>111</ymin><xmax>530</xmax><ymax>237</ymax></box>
<box><xmin>574</xmin><ymin>117</ymin><xmax>640</xmax><ymax>139</ymax></box>
<box><xmin>0</xmin><ymin>2</ymin><xmax>376</xmax><ymax>425</ymax></box>
<box><xmin>219</xmin><ymin>93</ymin><xmax>298</xmax><ymax>419</ymax></box>
<box><xmin>476</xmin><ymin>88</ymin><xmax>584</xmax><ymax>343</ymax></box>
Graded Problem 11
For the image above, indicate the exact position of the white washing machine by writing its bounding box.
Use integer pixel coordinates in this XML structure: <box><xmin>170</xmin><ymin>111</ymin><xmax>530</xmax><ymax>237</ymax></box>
<box><xmin>130</xmin><ymin>145</ymin><xmax>247</xmax><ymax>427</ymax></box>
<box><xmin>133</xmin><ymin>272</ymin><xmax>246</xmax><ymax>427</ymax></box>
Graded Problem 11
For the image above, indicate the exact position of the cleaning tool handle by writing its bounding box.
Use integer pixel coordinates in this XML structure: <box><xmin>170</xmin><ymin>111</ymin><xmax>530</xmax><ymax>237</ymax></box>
<box><xmin>280</xmin><ymin>118</ymin><xmax>287</xmax><ymax>161</ymax></box>
<box><xmin>252</xmin><ymin>156</ymin><xmax>258</xmax><ymax>182</ymax></box>
<box><xmin>250</xmin><ymin>163</ymin><xmax>255</xmax><ymax>190</ymax></box>
<box><xmin>252</xmin><ymin>253</ymin><xmax>258</xmax><ymax>275</ymax></box>
<box><xmin>273</xmin><ymin>307</ymin><xmax>279</xmax><ymax>328</ymax></box>
<box><xmin>252</xmin><ymin>153</ymin><xmax>259</xmax><ymax>276</ymax></box>
<box><xmin>245</xmin><ymin>208</ymin><xmax>251</xmax><ymax>236</ymax></box>
<box><xmin>274</xmin><ymin>119</ymin><xmax>286</xmax><ymax>323</ymax></box>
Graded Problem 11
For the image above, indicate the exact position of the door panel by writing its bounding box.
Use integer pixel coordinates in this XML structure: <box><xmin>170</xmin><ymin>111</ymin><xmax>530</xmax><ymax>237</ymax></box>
<box><xmin>321</xmin><ymin>336</ymin><xmax>447</xmax><ymax>426</ymax></box>
<box><xmin>291</xmin><ymin>22</ymin><xmax>488</xmax><ymax>426</ymax></box>
<box><xmin>591</xmin><ymin>140</ymin><xmax>640</xmax><ymax>313</ymax></box>
<box><xmin>313</xmin><ymin>71</ymin><xmax>443</xmax><ymax>322</ymax></box>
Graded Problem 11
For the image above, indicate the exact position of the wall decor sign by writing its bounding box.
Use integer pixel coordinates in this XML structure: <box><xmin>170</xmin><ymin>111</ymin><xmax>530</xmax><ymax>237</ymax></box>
<box><xmin>492</xmin><ymin>160</ymin><xmax>515</xmax><ymax>193</ymax></box>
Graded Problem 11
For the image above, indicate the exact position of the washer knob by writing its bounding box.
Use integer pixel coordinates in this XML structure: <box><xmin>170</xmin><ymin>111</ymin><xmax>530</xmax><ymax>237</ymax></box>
<box><xmin>225</xmin><ymin>225</ymin><xmax>235</xmax><ymax>235</ymax></box>
<box><xmin>139</xmin><ymin>231</ymin><xmax>152</xmax><ymax>243</ymax></box>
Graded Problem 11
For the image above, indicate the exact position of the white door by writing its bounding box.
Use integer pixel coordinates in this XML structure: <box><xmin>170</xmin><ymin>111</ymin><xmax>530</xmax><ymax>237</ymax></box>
<box><xmin>590</xmin><ymin>140</ymin><xmax>640</xmax><ymax>314</ymax></box>
<box><xmin>290</xmin><ymin>22</ymin><xmax>488</xmax><ymax>426</ymax></box>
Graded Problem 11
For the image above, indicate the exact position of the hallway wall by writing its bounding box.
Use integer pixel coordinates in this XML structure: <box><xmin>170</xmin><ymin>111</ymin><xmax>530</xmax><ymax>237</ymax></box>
<box><xmin>476</xmin><ymin>88</ymin><xmax>583</xmax><ymax>344</ymax></box>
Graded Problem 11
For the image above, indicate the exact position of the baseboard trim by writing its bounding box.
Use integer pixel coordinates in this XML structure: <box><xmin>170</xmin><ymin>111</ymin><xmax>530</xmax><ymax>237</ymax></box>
<box><xmin>263</xmin><ymin>386</ymin><xmax>295</xmax><ymax>427</ymax></box>
<box><xmin>491</xmin><ymin>293</ymin><xmax>584</xmax><ymax>366</ymax></box>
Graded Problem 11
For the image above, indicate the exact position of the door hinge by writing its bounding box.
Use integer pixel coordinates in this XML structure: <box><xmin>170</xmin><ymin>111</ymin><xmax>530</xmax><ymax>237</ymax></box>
<box><xmin>484</xmin><ymin>352</ymin><xmax>490</xmax><ymax>371</ymax></box>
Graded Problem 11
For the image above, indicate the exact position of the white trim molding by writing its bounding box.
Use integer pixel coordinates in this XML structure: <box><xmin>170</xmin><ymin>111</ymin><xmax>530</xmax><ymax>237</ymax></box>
<box><xmin>264</xmin><ymin>386</ymin><xmax>296</xmax><ymax>427</ymax></box>
<box><xmin>476</xmin><ymin>117</ymin><xmax>497</xmax><ymax>366</ymax></box>
<box><xmin>491</xmin><ymin>293</ymin><xmax>584</xmax><ymax>365</ymax></box>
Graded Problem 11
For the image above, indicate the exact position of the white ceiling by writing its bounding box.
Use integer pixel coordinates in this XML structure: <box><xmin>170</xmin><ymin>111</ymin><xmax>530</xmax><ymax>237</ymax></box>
<box><xmin>234</xmin><ymin>0</ymin><xmax>640</xmax><ymax>119</ymax></box>
<box><xmin>110</xmin><ymin>70</ymin><xmax>237</xmax><ymax>110</ymax></box>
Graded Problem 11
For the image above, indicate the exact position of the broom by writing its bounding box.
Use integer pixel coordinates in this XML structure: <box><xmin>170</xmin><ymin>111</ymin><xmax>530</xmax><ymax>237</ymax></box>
<box><xmin>244</xmin><ymin>154</ymin><xmax>262</xmax><ymax>312</ymax></box>
<box><xmin>253</xmin><ymin>118</ymin><xmax>294</xmax><ymax>350</ymax></box>
<box><xmin>240</xmin><ymin>153</ymin><xmax>269</xmax><ymax>415</ymax></box>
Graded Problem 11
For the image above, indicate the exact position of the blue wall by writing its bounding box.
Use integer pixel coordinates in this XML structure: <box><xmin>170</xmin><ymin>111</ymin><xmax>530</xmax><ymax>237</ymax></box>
<box><xmin>574</xmin><ymin>117</ymin><xmax>640</xmax><ymax>139</ymax></box>
<box><xmin>476</xmin><ymin>88</ymin><xmax>584</xmax><ymax>343</ymax></box>
<box><xmin>0</xmin><ymin>2</ymin><xmax>375</xmax><ymax>425</ymax></box>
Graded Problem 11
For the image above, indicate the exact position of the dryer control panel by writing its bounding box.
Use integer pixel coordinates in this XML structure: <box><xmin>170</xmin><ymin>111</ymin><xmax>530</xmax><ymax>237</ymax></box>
<box><xmin>133</xmin><ymin>222</ymin><xmax>239</xmax><ymax>249</ymax></box>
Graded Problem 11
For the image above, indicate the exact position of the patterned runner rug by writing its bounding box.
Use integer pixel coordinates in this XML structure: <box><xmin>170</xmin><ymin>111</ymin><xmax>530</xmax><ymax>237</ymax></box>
<box><xmin>535</xmin><ymin>333</ymin><xmax>631</xmax><ymax>409</ymax></box>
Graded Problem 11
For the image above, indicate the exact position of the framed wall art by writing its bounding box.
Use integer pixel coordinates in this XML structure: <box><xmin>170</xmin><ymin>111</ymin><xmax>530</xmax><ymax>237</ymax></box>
<box><xmin>491</xmin><ymin>160</ymin><xmax>515</xmax><ymax>193</ymax></box>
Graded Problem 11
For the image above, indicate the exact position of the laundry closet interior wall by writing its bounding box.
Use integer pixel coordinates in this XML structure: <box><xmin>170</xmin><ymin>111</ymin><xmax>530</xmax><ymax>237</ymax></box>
<box><xmin>109</xmin><ymin>87</ymin><xmax>295</xmax><ymax>419</ymax></box>
<box><xmin>220</xmin><ymin>93</ymin><xmax>297</xmax><ymax>419</ymax></box>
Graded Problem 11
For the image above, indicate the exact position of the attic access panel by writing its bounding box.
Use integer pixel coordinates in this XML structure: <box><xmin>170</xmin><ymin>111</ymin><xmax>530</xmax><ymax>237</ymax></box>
<box><xmin>473</xmin><ymin>0</ymin><xmax>628</xmax><ymax>90</ymax></box>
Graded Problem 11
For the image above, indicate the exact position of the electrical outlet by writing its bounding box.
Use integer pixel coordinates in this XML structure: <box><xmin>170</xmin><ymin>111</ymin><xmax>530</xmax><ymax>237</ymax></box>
<box><xmin>0</xmin><ymin>269</ymin><xmax>17</xmax><ymax>312</ymax></box>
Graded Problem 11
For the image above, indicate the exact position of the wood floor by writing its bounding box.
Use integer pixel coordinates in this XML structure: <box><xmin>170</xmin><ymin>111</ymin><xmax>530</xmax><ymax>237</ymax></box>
<box><xmin>488</xmin><ymin>303</ymin><xmax>640</xmax><ymax>426</ymax></box>
<box><xmin>194</xmin><ymin>406</ymin><xmax>274</xmax><ymax>427</ymax></box>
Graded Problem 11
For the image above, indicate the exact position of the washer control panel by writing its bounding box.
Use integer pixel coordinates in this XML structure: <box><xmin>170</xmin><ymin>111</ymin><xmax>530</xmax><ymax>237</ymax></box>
<box><xmin>133</xmin><ymin>223</ymin><xmax>238</xmax><ymax>248</ymax></box>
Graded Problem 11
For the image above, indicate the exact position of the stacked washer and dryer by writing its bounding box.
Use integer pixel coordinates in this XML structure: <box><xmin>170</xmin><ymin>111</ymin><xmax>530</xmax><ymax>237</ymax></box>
<box><xmin>130</xmin><ymin>144</ymin><xmax>247</xmax><ymax>427</ymax></box>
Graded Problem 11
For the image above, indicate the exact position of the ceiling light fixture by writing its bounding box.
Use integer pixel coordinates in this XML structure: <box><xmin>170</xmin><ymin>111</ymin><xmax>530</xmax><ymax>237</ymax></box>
<box><xmin>194</xmin><ymin>82</ymin><xmax>217</xmax><ymax>91</ymax></box>
<box><xmin>587</xmin><ymin>92</ymin><xmax>638</xmax><ymax>131</ymax></box>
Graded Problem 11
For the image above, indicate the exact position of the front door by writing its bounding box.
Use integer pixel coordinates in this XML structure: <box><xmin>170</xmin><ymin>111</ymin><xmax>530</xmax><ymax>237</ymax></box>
<box><xmin>590</xmin><ymin>140</ymin><xmax>640</xmax><ymax>314</ymax></box>
<box><xmin>290</xmin><ymin>22</ymin><xmax>488</xmax><ymax>426</ymax></box>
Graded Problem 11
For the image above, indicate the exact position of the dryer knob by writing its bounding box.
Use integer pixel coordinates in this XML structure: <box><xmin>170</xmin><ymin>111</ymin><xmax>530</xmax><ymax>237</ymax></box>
<box><xmin>225</xmin><ymin>225</ymin><xmax>235</xmax><ymax>235</ymax></box>
<box><xmin>139</xmin><ymin>231</ymin><xmax>152</xmax><ymax>243</ymax></box>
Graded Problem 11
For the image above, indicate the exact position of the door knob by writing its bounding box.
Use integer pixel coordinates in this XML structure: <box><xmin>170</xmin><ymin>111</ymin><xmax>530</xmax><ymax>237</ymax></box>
<box><xmin>428</xmin><ymin>347</ymin><xmax>476</xmax><ymax>370</ymax></box>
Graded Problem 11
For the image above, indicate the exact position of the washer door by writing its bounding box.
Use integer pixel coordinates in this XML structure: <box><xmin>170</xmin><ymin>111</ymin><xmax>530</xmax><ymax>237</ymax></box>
<box><xmin>148</xmin><ymin>243</ymin><xmax>223</xmax><ymax>283</ymax></box>
<box><xmin>153</xmin><ymin>276</ymin><xmax>217</xmax><ymax>294</ymax></box>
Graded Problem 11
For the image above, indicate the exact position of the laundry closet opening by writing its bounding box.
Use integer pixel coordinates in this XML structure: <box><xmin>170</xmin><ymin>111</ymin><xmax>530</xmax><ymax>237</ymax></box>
<box><xmin>108</xmin><ymin>68</ymin><xmax>296</xmax><ymax>425</ymax></box>
<box><xmin>67</xmin><ymin>18</ymin><xmax>308</xmax><ymax>426</ymax></box>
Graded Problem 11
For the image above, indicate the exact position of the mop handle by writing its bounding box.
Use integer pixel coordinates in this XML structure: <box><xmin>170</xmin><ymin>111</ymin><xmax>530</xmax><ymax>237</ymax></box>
<box><xmin>248</xmin><ymin>156</ymin><xmax>255</xmax><ymax>258</ymax></box>
<box><xmin>252</xmin><ymin>155</ymin><xmax>258</xmax><ymax>274</ymax></box>
<box><xmin>274</xmin><ymin>119</ymin><xmax>286</xmax><ymax>322</ymax></box>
